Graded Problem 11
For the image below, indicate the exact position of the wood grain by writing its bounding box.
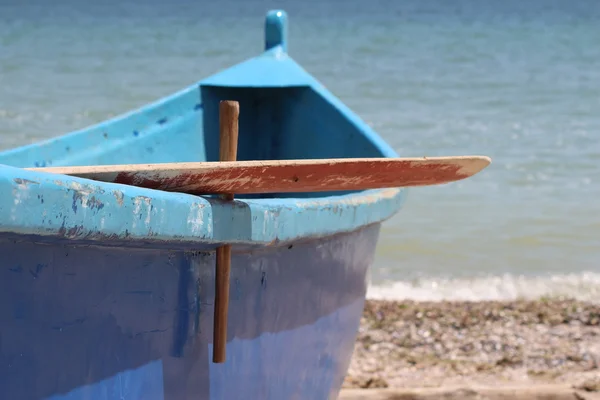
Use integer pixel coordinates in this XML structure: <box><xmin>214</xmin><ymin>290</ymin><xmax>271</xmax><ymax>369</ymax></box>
<box><xmin>28</xmin><ymin>156</ymin><xmax>491</xmax><ymax>195</ymax></box>
<box><xmin>213</xmin><ymin>101</ymin><xmax>239</xmax><ymax>363</ymax></box>
<box><xmin>218</xmin><ymin>101</ymin><xmax>239</xmax><ymax>202</ymax></box>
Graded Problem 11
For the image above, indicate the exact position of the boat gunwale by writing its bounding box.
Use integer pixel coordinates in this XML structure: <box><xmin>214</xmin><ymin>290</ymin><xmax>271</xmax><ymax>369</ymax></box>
<box><xmin>0</xmin><ymin>164</ymin><xmax>405</xmax><ymax>248</ymax></box>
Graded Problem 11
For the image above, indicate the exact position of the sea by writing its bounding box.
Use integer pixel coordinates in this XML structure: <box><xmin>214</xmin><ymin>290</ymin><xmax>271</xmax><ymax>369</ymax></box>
<box><xmin>1</xmin><ymin>0</ymin><xmax>599</xmax><ymax>302</ymax></box>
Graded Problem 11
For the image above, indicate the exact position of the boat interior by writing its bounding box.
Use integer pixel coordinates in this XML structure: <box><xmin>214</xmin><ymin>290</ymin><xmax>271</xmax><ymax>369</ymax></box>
<box><xmin>0</xmin><ymin>84</ymin><xmax>394</xmax><ymax>199</ymax></box>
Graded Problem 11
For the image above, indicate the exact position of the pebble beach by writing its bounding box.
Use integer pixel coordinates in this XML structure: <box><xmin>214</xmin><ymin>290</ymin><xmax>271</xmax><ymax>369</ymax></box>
<box><xmin>342</xmin><ymin>298</ymin><xmax>600</xmax><ymax>395</ymax></box>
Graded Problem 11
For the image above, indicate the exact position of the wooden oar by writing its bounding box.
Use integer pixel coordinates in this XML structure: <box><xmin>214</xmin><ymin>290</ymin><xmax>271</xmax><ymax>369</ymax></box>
<box><xmin>28</xmin><ymin>156</ymin><xmax>491</xmax><ymax>195</ymax></box>
<box><xmin>213</xmin><ymin>100</ymin><xmax>238</xmax><ymax>363</ymax></box>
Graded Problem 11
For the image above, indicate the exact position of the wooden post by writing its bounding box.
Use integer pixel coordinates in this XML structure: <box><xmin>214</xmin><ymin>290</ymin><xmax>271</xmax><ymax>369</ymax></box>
<box><xmin>213</xmin><ymin>100</ymin><xmax>239</xmax><ymax>363</ymax></box>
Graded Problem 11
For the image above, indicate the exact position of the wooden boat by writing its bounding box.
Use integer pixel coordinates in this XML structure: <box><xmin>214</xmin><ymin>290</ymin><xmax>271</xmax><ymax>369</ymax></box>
<box><xmin>0</xmin><ymin>10</ymin><xmax>489</xmax><ymax>400</ymax></box>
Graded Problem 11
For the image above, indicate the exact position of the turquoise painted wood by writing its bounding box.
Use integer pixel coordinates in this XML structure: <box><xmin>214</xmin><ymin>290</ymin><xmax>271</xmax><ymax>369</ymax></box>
<box><xmin>0</xmin><ymin>10</ymin><xmax>406</xmax><ymax>400</ymax></box>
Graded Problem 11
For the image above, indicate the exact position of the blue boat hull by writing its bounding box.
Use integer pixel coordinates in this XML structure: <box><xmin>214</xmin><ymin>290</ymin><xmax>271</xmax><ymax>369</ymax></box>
<box><xmin>0</xmin><ymin>224</ymin><xmax>380</xmax><ymax>400</ymax></box>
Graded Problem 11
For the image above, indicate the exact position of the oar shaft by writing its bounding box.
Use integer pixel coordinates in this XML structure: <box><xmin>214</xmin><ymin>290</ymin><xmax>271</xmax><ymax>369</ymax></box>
<box><xmin>213</xmin><ymin>100</ymin><xmax>239</xmax><ymax>363</ymax></box>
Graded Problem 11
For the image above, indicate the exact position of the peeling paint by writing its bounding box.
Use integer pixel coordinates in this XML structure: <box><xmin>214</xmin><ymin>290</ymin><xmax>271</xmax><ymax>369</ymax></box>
<box><xmin>88</xmin><ymin>196</ymin><xmax>104</xmax><ymax>211</ymax></box>
<box><xmin>10</xmin><ymin>182</ymin><xmax>31</xmax><ymax>221</ymax></box>
<box><xmin>58</xmin><ymin>221</ymin><xmax>85</xmax><ymax>239</ymax></box>
<box><xmin>261</xmin><ymin>271</ymin><xmax>267</xmax><ymax>289</ymax></box>
<box><xmin>71</xmin><ymin>192</ymin><xmax>80</xmax><ymax>213</ymax></box>
<box><xmin>262</xmin><ymin>209</ymin><xmax>270</xmax><ymax>235</ymax></box>
<box><xmin>132</xmin><ymin>196</ymin><xmax>153</xmax><ymax>230</ymax></box>
<box><xmin>113</xmin><ymin>190</ymin><xmax>124</xmax><ymax>206</ymax></box>
<box><xmin>13</xmin><ymin>178</ymin><xmax>40</xmax><ymax>187</ymax></box>
<box><xmin>186</xmin><ymin>202</ymin><xmax>206</xmax><ymax>235</ymax></box>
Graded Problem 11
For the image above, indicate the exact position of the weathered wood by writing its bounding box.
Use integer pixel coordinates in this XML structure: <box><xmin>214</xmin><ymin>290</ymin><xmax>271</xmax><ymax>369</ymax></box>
<box><xmin>218</xmin><ymin>101</ymin><xmax>239</xmax><ymax>202</ymax></box>
<box><xmin>213</xmin><ymin>101</ymin><xmax>239</xmax><ymax>364</ymax></box>
<box><xmin>28</xmin><ymin>156</ymin><xmax>491</xmax><ymax>195</ymax></box>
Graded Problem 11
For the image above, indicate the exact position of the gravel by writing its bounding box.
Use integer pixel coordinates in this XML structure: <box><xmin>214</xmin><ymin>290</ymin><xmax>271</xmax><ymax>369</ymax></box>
<box><xmin>343</xmin><ymin>298</ymin><xmax>600</xmax><ymax>390</ymax></box>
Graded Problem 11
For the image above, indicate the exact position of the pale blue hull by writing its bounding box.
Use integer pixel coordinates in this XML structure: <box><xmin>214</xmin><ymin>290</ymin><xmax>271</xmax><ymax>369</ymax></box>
<box><xmin>0</xmin><ymin>9</ymin><xmax>406</xmax><ymax>400</ymax></box>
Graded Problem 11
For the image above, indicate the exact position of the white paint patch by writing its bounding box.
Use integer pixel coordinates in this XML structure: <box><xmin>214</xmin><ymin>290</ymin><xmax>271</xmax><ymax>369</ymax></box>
<box><xmin>186</xmin><ymin>202</ymin><xmax>206</xmax><ymax>236</ymax></box>
<box><xmin>132</xmin><ymin>197</ymin><xmax>141</xmax><ymax>230</ymax></box>
<box><xmin>262</xmin><ymin>209</ymin><xmax>269</xmax><ymax>235</ymax></box>
<box><xmin>143</xmin><ymin>198</ymin><xmax>152</xmax><ymax>226</ymax></box>
<box><xmin>68</xmin><ymin>182</ymin><xmax>97</xmax><ymax>217</ymax></box>
<box><xmin>132</xmin><ymin>196</ymin><xmax>153</xmax><ymax>230</ymax></box>
<box><xmin>11</xmin><ymin>185</ymin><xmax>31</xmax><ymax>222</ymax></box>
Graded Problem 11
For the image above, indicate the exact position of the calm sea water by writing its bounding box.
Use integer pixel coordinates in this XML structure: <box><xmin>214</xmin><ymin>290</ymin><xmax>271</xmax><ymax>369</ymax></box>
<box><xmin>1</xmin><ymin>0</ymin><xmax>599</xmax><ymax>301</ymax></box>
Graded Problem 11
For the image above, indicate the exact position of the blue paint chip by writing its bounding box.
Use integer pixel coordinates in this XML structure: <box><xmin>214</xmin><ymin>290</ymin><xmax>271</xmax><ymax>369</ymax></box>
<box><xmin>34</xmin><ymin>161</ymin><xmax>47</xmax><ymax>167</ymax></box>
<box><xmin>261</xmin><ymin>271</ymin><xmax>267</xmax><ymax>289</ymax></box>
<box><xmin>157</xmin><ymin>117</ymin><xmax>168</xmax><ymax>125</ymax></box>
<box><xmin>9</xmin><ymin>265</ymin><xmax>22</xmax><ymax>273</ymax></box>
<box><xmin>193</xmin><ymin>103</ymin><xmax>203</xmax><ymax>111</ymax></box>
<box><xmin>133</xmin><ymin>130</ymin><xmax>140</xmax><ymax>137</ymax></box>
<box><xmin>29</xmin><ymin>263</ymin><xmax>47</xmax><ymax>279</ymax></box>
<box><xmin>71</xmin><ymin>193</ymin><xmax>79</xmax><ymax>213</ymax></box>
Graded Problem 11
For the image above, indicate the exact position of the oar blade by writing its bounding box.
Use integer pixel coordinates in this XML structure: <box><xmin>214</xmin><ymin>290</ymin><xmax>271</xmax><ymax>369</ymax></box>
<box><xmin>27</xmin><ymin>156</ymin><xmax>491</xmax><ymax>195</ymax></box>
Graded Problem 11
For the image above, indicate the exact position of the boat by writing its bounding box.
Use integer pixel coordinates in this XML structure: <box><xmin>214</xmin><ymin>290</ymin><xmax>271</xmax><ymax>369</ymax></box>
<box><xmin>0</xmin><ymin>10</ymin><xmax>488</xmax><ymax>400</ymax></box>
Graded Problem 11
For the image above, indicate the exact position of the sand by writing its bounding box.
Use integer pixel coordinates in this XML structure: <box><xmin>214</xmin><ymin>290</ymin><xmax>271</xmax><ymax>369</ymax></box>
<box><xmin>339</xmin><ymin>298</ymin><xmax>600</xmax><ymax>399</ymax></box>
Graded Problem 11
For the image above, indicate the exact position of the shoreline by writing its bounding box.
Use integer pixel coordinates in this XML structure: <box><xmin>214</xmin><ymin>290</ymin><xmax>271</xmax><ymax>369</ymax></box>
<box><xmin>341</xmin><ymin>298</ymin><xmax>600</xmax><ymax>397</ymax></box>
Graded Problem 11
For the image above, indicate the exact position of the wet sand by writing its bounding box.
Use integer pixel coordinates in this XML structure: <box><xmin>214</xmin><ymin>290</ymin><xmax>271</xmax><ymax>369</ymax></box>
<box><xmin>340</xmin><ymin>298</ymin><xmax>600</xmax><ymax>398</ymax></box>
